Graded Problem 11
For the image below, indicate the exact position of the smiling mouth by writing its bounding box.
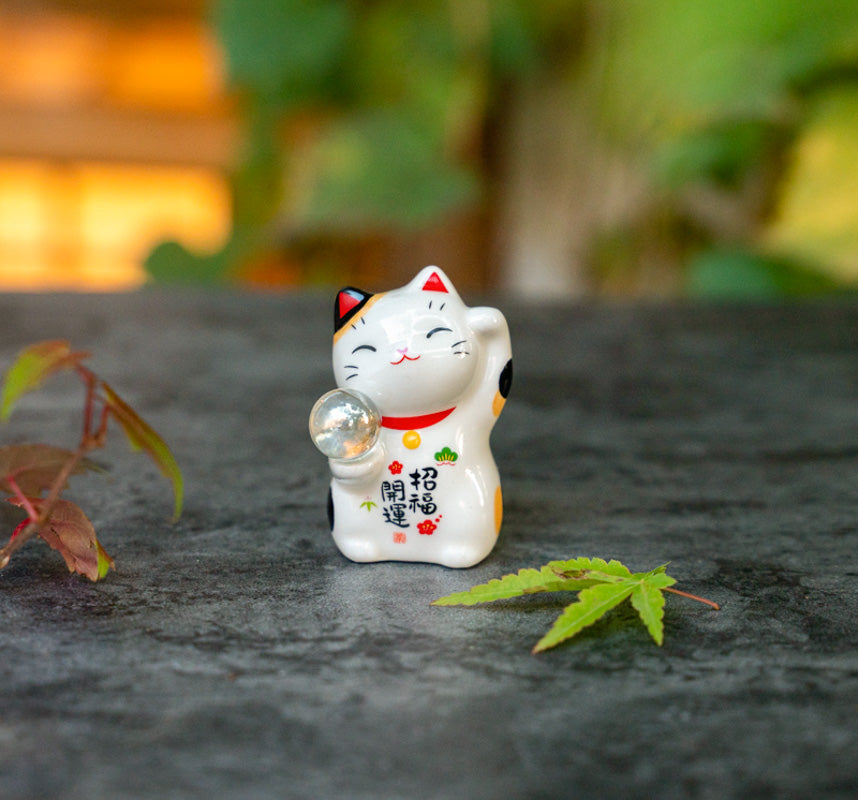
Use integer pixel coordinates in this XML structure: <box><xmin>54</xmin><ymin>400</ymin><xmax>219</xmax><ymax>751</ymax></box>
<box><xmin>390</xmin><ymin>353</ymin><xmax>421</xmax><ymax>365</ymax></box>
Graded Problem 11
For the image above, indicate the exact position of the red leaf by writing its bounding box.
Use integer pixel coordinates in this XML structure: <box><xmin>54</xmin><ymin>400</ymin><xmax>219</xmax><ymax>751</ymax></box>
<box><xmin>101</xmin><ymin>382</ymin><xmax>183</xmax><ymax>520</ymax></box>
<box><xmin>0</xmin><ymin>444</ymin><xmax>98</xmax><ymax>495</ymax></box>
<box><xmin>6</xmin><ymin>497</ymin><xmax>114</xmax><ymax>581</ymax></box>
<box><xmin>1</xmin><ymin>340</ymin><xmax>90</xmax><ymax>421</ymax></box>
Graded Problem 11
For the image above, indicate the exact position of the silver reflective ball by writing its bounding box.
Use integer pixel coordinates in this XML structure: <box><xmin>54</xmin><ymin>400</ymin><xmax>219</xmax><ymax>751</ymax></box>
<box><xmin>309</xmin><ymin>389</ymin><xmax>381</xmax><ymax>461</ymax></box>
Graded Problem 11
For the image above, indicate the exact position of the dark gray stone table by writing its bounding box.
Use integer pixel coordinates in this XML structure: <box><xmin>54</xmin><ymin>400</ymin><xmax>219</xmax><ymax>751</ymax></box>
<box><xmin>1</xmin><ymin>291</ymin><xmax>857</xmax><ymax>799</ymax></box>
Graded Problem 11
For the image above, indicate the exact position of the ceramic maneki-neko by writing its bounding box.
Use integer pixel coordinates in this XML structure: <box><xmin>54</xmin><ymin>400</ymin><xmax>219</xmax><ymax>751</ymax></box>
<box><xmin>311</xmin><ymin>266</ymin><xmax>512</xmax><ymax>568</ymax></box>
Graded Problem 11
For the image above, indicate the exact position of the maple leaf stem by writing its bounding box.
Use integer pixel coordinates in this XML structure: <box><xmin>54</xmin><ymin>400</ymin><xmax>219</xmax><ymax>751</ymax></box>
<box><xmin>0</xmin><ymin>519</ymin><xmax>37</xmax><ymax>567</ymax></box>
<box><xmin>663</xmin><ymin>586</ymin><xmax>720</xmax><ymax>610</ymax></box>
<box><xmin>77</xmin><ymin>365</ymin><xmax>97</xmax><ymax>441</ymax></box>
<box><xmin>94</xmin><ymin>398</ymin><xmax>111</xmax><ymax>446</ymax></box>
<box><xmin>5</xmin><ymin>476</ymin><xmax>39</xmax><ymax>522</ymax></box>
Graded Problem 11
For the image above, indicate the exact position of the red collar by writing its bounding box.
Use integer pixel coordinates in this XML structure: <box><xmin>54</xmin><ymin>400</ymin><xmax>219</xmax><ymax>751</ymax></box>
<box><xmin>381</xmin><ymin>407</ymin><xmax>455</xmax><ymax>430</ymax></box>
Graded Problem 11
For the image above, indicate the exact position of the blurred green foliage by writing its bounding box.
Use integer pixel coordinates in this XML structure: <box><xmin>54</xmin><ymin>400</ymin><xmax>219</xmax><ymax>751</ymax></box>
<box><xmin>209</xmin><ymin>0</ymin><xmax>572</xmax><ymax>231</ymax></box>
<box><xmin>599</xmin><ymin>0</ymin><xmax>858</xmax><ymax>298</ymax></box>
<box><xmin>686</xmin><ymin>250</ymin><xmax>844</xmax><ymax>300</ymax></box>
<box><xmin>145</xmin><ymin>0</ymin><xmax>858</xmax><ymax>298</ymax></box>
<box><xmin>146</xmin><ymin>0</ymin><xmax>587</xmax><ymax>286</ymax></box>
<box><xmin>763</xmin><ymin>87</ymin><xmax>858</xmax><ymax>286</ymax></box>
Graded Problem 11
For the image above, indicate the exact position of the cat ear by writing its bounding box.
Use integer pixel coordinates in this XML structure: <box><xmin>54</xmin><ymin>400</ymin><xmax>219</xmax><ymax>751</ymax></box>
<box><xmin>410</xmin><ymin>266</ymin><xmax>459</xmax><ymax>298</ymax></box>
<box><xmin>421</xmin><ymin>270</ymin><xmax>448</xmax><ymax>293</ymax></box>
<box><xmin>334</xmin><ymin>287</ymin><xmax>373</xmax><ymax>334</ymax></box>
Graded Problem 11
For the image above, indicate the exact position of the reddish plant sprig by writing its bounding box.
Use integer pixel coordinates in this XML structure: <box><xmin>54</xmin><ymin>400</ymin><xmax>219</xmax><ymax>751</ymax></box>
<box><xmin>0</xmin><ymin>340</ymin><xmax>182</xmax><ymax>579</ymax></box>
<box><xmin>1</xmin><ymin>425</ymin><xmax>98</xmax><ymax>569</ymax></box>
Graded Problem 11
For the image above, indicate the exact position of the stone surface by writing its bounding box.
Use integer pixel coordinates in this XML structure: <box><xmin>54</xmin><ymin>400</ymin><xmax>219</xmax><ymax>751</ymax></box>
<box><xmin>1</xmin><ymin>291</ymin><xmax>857</xmax><ymax>799</ymax></box>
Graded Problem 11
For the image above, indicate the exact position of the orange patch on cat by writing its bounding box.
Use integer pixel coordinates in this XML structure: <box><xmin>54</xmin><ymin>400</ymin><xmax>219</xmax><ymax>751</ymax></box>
<box><xmin>332</xmin><ymin>293</ymin><xmax>383</xmax><ymax>345</ymax></box>
<box><xmin>492</xmin><ymin>391</ymin><xmax>506</xmax><ymax>417</ymax></box>
<box><xmin>494</xmin><ymin>486</ymin><xmax>503</xmax><ymax>535</ymax></box>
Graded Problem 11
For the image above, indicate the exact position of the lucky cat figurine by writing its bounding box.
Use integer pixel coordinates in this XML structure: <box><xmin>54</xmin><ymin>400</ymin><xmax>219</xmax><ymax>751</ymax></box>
<box><xmin>311</xmin><ymin>266</ymin><xmax>512</xmax><ymax>568</ymax></box>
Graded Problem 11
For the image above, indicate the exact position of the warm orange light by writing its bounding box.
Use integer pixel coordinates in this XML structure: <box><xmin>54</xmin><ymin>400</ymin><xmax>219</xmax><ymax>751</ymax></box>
<box><xmin>0</xmin><ymin>161</ymin><xmax>54</xmax><ymax>289</ymax></box>
<box><xmin>107</xmin><ymin>22</ymin><xmax>227</xmax><ymax>113</ymax></box>
<box><xmin>0</xmin><ymin>9</ymin><xmax>235</xmax><ymax>292</ymax></box>
<box><xmin>0</xmin><ymin>15</ymin><xmax>104</xmax><ymax>107</ymax></box>
<box><xmin>0</xmin><ymin>11</ymin><xmax>227</xmax><ymax>113</ymax></box>
<box><xmin>0</xmin><ymin>160</ymin><xmax>231</xmax><ymax>292</ymax></box>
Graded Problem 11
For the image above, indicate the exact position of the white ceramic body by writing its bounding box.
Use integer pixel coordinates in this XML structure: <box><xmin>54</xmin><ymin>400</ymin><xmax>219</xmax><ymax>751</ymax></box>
<box><xmin>323</xmin><ymin>266</ymin><xmax>512</xmax><ymax>568</ymax></box>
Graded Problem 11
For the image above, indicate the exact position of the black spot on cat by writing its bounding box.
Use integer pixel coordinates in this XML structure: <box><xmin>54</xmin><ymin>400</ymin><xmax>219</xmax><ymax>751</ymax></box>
<box><xmin>327</xmin><ymin>487</ymin><xmax>334</xmax><ymax>530</ymax></box>
<box><xmin>499</xmin><ymin>359</ymin><xmax>513</xmax><ymax>398</ymax></box>
<box><xmin>334</xmin><ymin>287</ymin><xmax>374</xmax><ymax>334</ymax></box>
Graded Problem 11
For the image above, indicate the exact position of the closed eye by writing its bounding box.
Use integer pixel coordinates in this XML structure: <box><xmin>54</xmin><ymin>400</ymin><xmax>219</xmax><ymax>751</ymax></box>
<box><xmin>352</xmin><ymin>344</ymin><xmax>376</xmax><ymax>353</ymax></box>
<box><xmin>426</xmin><ymin>327</ymin><xmax>452</xmax><ymax>338</ymax></box>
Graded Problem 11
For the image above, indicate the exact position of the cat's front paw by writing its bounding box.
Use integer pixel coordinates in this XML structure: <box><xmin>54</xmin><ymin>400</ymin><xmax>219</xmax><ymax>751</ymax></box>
<box><xmin>329</xmin><ymin>443</ymin><xmax>385</xmax><ymax>485</ymax></box>
<box><xmin>335</xmin><ymin>534</ymin><xmax>383</xmax><ymax>563</ymax></box>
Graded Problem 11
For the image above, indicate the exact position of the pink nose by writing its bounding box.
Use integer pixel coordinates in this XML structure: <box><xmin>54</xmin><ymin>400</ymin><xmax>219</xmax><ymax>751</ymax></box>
<box><xmin>397</xmin><ymin>347</ymin><xmax>408</xmax><ymax>354</ymax></box>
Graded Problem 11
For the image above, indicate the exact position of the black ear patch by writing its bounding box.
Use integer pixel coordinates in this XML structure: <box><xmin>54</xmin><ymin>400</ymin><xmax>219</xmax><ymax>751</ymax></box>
<box><xmin>499</xmin><ymin>359</ymin><xmax>513</xmax><ymax>398</ymax></box>
<box><xmin>334</xmin><ymin>287</ymin><xmax>373</xmax><ymax>334</ymax></box>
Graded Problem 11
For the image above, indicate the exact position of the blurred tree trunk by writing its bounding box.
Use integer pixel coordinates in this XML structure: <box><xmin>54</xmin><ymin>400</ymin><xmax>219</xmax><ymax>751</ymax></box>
<box><xmin>494</xmin><ymin>68</ymin><xmax>646</xmax><ymax>299</ymax></box>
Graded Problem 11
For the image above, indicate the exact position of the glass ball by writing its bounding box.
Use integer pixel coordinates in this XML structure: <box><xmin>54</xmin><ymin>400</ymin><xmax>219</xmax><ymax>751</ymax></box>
<box><xmin>309</xmin><ymin>389</ymin><xmax>381</xmax><ymax>461</ymax></box>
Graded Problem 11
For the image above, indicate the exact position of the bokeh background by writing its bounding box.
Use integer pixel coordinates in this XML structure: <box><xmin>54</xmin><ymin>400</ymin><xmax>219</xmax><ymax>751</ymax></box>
<box><xmin>1</xmin><ymin>0</ymin><xmax>858</xmax><ymax>299</ymax></box>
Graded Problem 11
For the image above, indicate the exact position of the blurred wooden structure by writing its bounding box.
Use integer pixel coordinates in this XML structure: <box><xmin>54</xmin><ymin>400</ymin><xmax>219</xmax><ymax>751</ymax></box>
<box><xmin>0</xmin><ymin>0</ymin><xmax>235</xmax><ymax>290</ymax></box>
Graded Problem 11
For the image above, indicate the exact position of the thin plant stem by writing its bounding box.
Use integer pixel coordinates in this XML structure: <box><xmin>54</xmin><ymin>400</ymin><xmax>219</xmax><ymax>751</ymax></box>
<box><xmin>664</xmin><ymin>586</ymin><xmax>720</xmax><ymax>610</ymax></box>
<box><xmin>77</xmin><ymin>366</ymin><xmax>97</xmax><ymax>440</ymax></box>
<box><xmin>5</xmin><ymin>476</ymin><xmax>39</xmax><ymax>523</ymax></box>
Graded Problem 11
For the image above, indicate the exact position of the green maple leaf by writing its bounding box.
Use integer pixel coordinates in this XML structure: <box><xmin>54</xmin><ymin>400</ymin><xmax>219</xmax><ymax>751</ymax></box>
<box><xmin>433</xmin><ymin>557</ymin><xmax>639</xmax><ymax>607</ymax></box>
<box><xmin>533</xmin><ymin>580</ymin><xmax>639</xmax><ymax>652</ymax></box>
<box><xmin>629</xmin><ymin>572</ymin><xmax>674</xmax><ymax>646</ymax></box>
<box><xmin>433</xmin><ymin>557</ymin><xmax>717</xmax><ymax>652</ymax></box>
